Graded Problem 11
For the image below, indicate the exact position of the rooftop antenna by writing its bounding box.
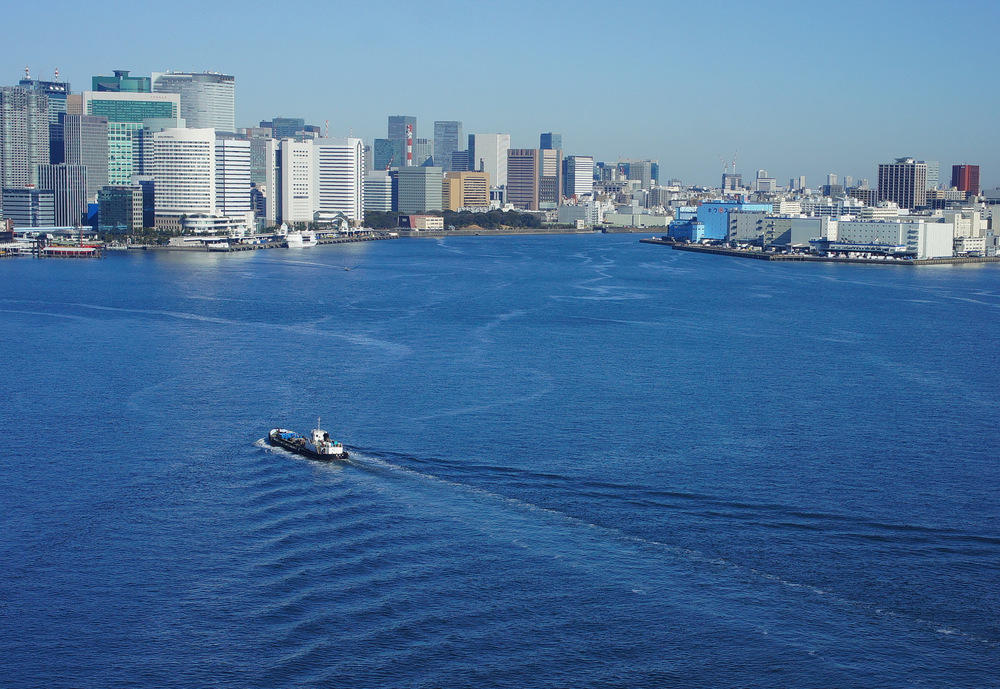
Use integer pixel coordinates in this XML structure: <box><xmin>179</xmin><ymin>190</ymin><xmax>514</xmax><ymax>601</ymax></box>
<box><xmin>54</xmin><ymin>67</ymin><xmax>60</xmax><ymax>80</ymax></box>
<box><xmin>325</xmin><ymin>119</ymin><xmax>329</xmax><ymax>137</ymax></box>
<box><xmin>24</xmin><ymin>65</ymin><xmax>30</xmax><ymax>80</ymax></box>
<box><xmin>720</xmin><ymin>155</ymin><xmax>727</xmax><ymax>174</ymax></box>
<box><xmin>732</xmin><ymin>149</ymin><xmax>738</xmax><ymax>174</ymax></box>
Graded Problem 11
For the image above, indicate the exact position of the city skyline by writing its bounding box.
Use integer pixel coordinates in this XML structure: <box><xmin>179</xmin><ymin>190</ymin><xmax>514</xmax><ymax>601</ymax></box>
<box><xmin>4</xmin><ymin>0</ymin><xmax>999</xmax><ymax>188</ymax></box>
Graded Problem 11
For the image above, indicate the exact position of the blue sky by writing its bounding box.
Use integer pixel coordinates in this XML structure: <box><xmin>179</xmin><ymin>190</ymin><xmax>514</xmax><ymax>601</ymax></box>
<box><xmin>7</xmin><ymin>0</ymin><xmax>999</xmax><ymax>187</ymax></box>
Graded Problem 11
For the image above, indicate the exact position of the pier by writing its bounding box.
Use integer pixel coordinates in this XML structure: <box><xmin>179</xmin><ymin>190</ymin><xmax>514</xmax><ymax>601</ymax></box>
<box><xmin>640</xmin><ymin>238</ymin><xmax>1000</xmax><ymax>266</ymax></box>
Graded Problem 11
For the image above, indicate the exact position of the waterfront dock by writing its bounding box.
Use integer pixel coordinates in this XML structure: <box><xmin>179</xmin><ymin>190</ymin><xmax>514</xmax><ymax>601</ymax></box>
<box><xmin>143</xmin><ymin>233</ymin><xmax>397</xmax><ymax>252</ymax></box>
<box><xmin>640</xmin><ymin>238</ymin><xmax>1000</xmax><ymax>266</ymax></box>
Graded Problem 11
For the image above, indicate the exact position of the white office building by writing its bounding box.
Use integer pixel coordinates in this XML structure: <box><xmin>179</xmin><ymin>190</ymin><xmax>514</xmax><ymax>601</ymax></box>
<box><xmin>314</xmin><ymin>137</ymin><xmax>365</xmax><ymax>224</ymax></box>
<box><xmin>215</xmin><ymin>137</ymin><xmax>251</xmax><ymax>216</ymax></box>
<box><xmin>152</xmin><ymin>128</ymin><xmax>215</xmax><ymax>229</ymax></box>
<box><xmin>468</xmin><ymin>133</ymin><xmax>510</xmax><ymax>188</ymax></box>
<box><xmin>152</xmin><ymin>72</ymin><xmax>235</xmax><ymax>131</ymax></box>
<box><xmin>364</xmin><ymin>171</ymin><xmax>393</xmax><ymax>213</ymax></box>
<box><xmin>563</xmin><ymin>155</ymin><xmax>594</xmax><ymax>198</ymax></box>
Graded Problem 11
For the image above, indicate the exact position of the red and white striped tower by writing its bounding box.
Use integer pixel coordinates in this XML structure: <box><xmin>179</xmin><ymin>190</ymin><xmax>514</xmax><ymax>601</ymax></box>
<box><xmin>406</xmin><ymin>124</ymin><xmax>413</xmax><ymax>167</ymax></box>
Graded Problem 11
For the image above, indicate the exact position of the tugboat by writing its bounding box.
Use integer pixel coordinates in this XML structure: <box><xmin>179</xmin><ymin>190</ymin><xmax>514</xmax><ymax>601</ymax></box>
<box><xmin>268</xmin><ymin>418</ymin><xmax>349</xmax><ymax>460</ymax></box>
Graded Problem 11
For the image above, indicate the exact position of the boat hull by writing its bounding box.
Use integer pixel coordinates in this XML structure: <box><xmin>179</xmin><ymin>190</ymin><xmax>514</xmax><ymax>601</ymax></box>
<box><xmin>267</xmin><ymin>431</ymin><xmax>349</xmax><ymax>461</ymax></box>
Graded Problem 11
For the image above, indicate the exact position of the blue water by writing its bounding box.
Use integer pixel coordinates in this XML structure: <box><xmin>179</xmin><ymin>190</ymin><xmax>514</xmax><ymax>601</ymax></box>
<box><xmin>2</xmin><ymin>234</ymin><xmax>998</xmax><ymax>688</ymax></box>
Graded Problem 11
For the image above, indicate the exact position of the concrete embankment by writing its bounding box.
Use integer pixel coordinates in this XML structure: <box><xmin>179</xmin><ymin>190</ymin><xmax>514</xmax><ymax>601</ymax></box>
<box><xmin>640</xmin><ymin>238</ymin><xmax>1000</xmax><ymax>266</ymax></box>
<box><xmin>142</xmin><ymin>234</ymin><xmax>396</xmax><ymax>252</ymax></box>
<box><xmin>396</xmin><ymin>227</ymin><xmax>595</xmax><ymax>238</ymax></box>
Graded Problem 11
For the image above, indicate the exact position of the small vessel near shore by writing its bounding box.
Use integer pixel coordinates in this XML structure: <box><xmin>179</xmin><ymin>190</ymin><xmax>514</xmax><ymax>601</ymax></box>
<box><xmin>268</xmin><ymin>419</ymin><xmax>349</xmax><ymax>460</ymax></box>
<box><xmin>284</xmin><ymin>230</ymin><xmax>317</xmax><ymax>248</ymax></box>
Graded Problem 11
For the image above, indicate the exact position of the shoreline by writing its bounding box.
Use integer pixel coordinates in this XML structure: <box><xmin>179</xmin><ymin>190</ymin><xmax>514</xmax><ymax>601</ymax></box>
<box><xmin>640</xmin><ymin>238</ymin><xmax>1000</xmax><ymax>266</ymax></box>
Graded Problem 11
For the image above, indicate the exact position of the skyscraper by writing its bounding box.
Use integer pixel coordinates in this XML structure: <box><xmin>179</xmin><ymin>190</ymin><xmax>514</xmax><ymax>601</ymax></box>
<box><xmin>0</xmin><ymin>86</ymin><xmax>50</xmax><ymax>190</ymax></box>
<box><xmin>388</xmin><ymin>115</ymin><xmax>417</xmax><ymax>143</ymax></box>
<box><xmin>507</xmin><ymin>149</ymin><xmax>540</xmax><ymax>210</ymax></box>
<box><xmin>19</xmin><ymin>69</ymin><xmax>70</xmax><ymax>164</ymax></box>
<box><xmin>563</xmin><ymin>156</ymin><xmax>594</xmax><ymax>198</ymax></box>
<box><xmin>433</xmin><ymin>121</ymin><xmax>462</xmax><ymax>172</ymax></box>
<box><xmin>152</xmin><ymin>128</ymin><xmax>216</xmax><ymax>229</ymax></box>
<box><xmin>92</xmin><ymin>70</ymin><xmax>151</xmax><ymax>92</ymax></box>
<box><xmin>540</xmin><ymin>133</ymin><xmax>562</xmax><ymax>151</ymax></box>
<box><xmin>951</xmin><ymin>164</ymin><xmax>980</xmax><ymax>196</ymax></box>
<box><xmin>396</xmin><ymin>166</ymin><xmax>442</xmax><ymax>213</ymax></box>
<box><xmin>372</xmin><ymin>138</ymin><xmax>403</xmax><ymax>171</ymax></box>
<box><xmin>468</xmin><ymin>134</ymin><xmax>510</xmax><ymax>188</ymax></box>
<box><xmin>152</xmin><ymin>72</ymin><xmax>236</xmax><ymax>131</ymax></box>
<box><xmin>38</xmin><ymin>163</ymin><xmax>88</xmax><ymax>226</ymax></box>
<box><xmin>314</xmin><ymin>137</ymin><xmax>365</xmax><ymax>223</ymax></box>
<box><xmin>877</xmin><ymin>157</ymin><xmax>927</xmax><ymax>210</ymax></box>
<box><xmin>63</xmin><ymin>114</ymin><xmax>109</xmax><ymax>200</ymax></box>
<box><xmin>539</xmin><ymin>148</ymin><xmax>562</xmax><ymax>208</ymax></box>
<box><xmin>215</xmin><ymin>137</ymin><xmax>251</xmax><ymax>217</ymax></box>
<box><xmin>78</xmin><ymin>90</ymin><xmax>180</xmax><ymax>185</ymax></box>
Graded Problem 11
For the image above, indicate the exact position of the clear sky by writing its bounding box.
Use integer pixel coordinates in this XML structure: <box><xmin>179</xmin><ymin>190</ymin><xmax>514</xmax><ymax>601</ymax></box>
<box><xmin>7</xmin><ymin>0</ymin><xmax>1000</xmax><ymax>188</ymax></box>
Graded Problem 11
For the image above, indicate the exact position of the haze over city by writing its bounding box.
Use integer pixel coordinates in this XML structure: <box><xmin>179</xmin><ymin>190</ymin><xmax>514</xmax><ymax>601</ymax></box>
<box><xmin>7</xmin><ymin>0</ymin><xmax>998</xmax><ymax>188</ymax></box>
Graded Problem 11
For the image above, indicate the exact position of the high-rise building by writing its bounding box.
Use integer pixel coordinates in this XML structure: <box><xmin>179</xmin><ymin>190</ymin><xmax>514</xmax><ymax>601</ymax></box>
<box><xmin>62</xmin><ymin>114</ymin><xmax>109</xmax><ymax>200</ymax></box>
<box><xmin>540</xmin><ymin>133</ymin><xmax>562</xmax><ymax>151</ymax></box>
<box><xmin>372</xmin><ymin>138</ymin><xmax>403</xmax><ymax>171</ymax></box>
<box><xmin>19</xmin><ymin>69</ymin><xmax>70</xmax><ymax>164</ymax></box>
<box><xmin>951</xmin><ymin>164</ymin><xmax>980</xmax><ymax>196</ymax></box>
<box><xmin>78</xmin><ymin>90</ymin><xmax>180</xmax><ymax>185</ymax></box>
<box><xmin>269</xmin><ymin>139</ymin><xmax>316</xmax><ymax>224</ymax></box>
<box><xmin>152</xmin><ymin>128</ymin><xmax>216</xmax><ymax>229</ymax></box>
<box><xmin>623</xmin><ymin>159</ymin><xmax>656</xmax><ymax>190</ymax></box>
<box><xmin>414</xmin><ymin>138</ymin><xmax>433</xmax><ymax>167</ymax></box>
<box><xmin>92</xmin><ymin>70</ymin><xmax>151</xmax><ymax>92</ymax></box>
<box><xmin>388</xmin><ymin>115</ymin><xmax>417</xmax><ymax>143</ymax></box>
<box><xmin>98</xmin><ymin>185</ymin><xmax>144</xmax><ymax>232</ymax></box>
<box><xmin>0</xmin><ymin>87</ymin><xmax>50</xmax><ymax>190</ymax></box>
<box><xmin>562</xmin><ymin>156</ymin><xmax>594</xmax><ymax>198</ymax></box>
<box><xmin>38</xmin><ymin>164</ymin><xmax>88</xmax><ymax>226</ymax></box>
<box><xmin>215</xmin><ymin>137</ymin><xmax>251</xmax><ymax>216</ymax></box>
<box><xmin>1</xmin><ymin>188</ymin><xmax>55</xmax><ymax>228</ymax></box>
<box><xmin>396</xmin><ymin>166</ymin><xmax>442</xmax><ymax>213</ymax></box>
<box><xmin>364</xmin><ymin>171</ymin><xmax>393</xmax><ymax>213</ymax></box>
<box><xmin>507</xmin><ymin>149</ymin><xmax>540</xmax><ymax>210</ymax></box>
<box><xmin>449</xmin><ymin>150</ymin><xmax>470</xmax><ymax>172</ymax></box>
<box><xmin>539</xmin><ymin>148</ymin><xmax>562</xmax><ymax>208</ymax></box>
<box><xmin>877</xmin><ymin>157</ymin><xmax>927</xmax><ymax>210</ymax></box>
<box><xmin>920</xmin><ymin>160</ymin><xmax>939</xmax><ymax>190</ymax></box>
<box><xmin>434</xmin><ymin>121</ymin><xmax>462</xmax><ymax>173</ymax></box>
<box><xmin>468</xmin><ymin>134</ymin><xmax>510</xmax><ymax>187</ymax></box>
<box><xmin>827</xmin><ymin>173</ymin><xmax>838</xmax><ymax>186</ymax></box>
<box><xmin>152</xmin><ymin>72</ymin><xmax>235</xmax><ymax>131</ymax></box>
<box><xmin>314</xmin><ymin>137</ymin><xmax>365</xmax><ymax>224</ymax></box>
<box><xmin>442</xmin><ymin>171</ymin><xmax>490</xmax><ymax>210</ymax></box>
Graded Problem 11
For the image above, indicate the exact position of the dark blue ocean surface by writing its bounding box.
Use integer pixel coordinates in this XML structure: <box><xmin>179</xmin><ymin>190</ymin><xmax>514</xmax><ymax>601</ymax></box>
<box><xmin>1</xmin><ymin>234</ymin><xmax>998</xmax><ymax>688</ymax></box>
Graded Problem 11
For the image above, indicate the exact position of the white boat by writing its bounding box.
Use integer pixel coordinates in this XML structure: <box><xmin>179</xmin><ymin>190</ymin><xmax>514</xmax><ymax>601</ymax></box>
<box><xmin>285</xmin><ymin>230</ymin><xmax>317</xmax><ymax>248</ymax></box>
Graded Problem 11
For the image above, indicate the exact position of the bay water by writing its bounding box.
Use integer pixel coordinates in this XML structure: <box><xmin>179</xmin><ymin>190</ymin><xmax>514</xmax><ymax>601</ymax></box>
<box><xmin>2</xmin><ymin>234</ymin><xmax>998</xmax><ymax>687</ymax></box>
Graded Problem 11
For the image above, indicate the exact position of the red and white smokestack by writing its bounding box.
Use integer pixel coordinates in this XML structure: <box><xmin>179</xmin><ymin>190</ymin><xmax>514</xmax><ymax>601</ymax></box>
<box><xmin>406</xmin><ymin>124</ymin><xmax>413</xmax><ymax>167</ymax></box>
